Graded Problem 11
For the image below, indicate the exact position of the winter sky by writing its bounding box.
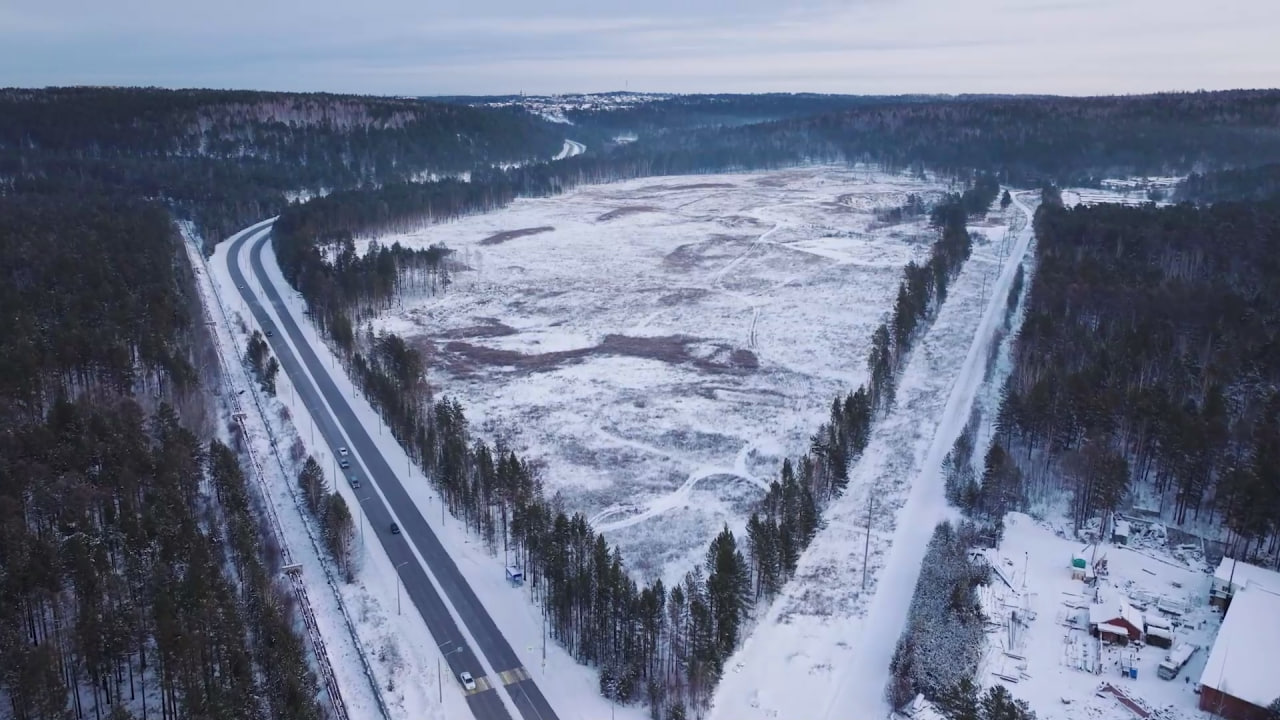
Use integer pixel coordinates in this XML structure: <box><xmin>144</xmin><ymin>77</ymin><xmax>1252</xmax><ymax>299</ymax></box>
<box><xmin>2</xmin><ymin>0</ymin><xmax>1277</xmax><ymax>95</ymax></box>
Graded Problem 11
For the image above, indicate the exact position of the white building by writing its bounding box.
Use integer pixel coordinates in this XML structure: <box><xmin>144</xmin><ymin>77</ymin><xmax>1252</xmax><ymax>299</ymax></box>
<box><xmin>1199</xmin><ymin>584</ymin><xmax>1280</xmax><ymax>719</ymax></box>
<box><xmin>1211</xmin><ymin>557</ymin><xmax>1280</xmax><ymax>607</ymax></box>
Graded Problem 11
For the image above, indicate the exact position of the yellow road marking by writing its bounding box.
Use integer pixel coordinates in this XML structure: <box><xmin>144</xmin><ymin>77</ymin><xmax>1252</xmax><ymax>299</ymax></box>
<box><xmin>498</xmin><ymin>667</ymin><xmax>531</xmax><ymax>685</ymax></box>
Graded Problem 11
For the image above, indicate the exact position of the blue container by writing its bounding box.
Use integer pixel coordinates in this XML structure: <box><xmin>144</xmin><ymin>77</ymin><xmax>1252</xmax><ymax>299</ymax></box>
<box><xmin>1130</xmin><ymin>667</ymin><xmax>1138</xmax><ymax>679</ymax></box>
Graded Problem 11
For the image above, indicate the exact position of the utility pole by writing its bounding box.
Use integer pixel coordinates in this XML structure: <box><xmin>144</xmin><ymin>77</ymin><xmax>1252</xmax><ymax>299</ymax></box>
<box><xmin>862</xmin><ymin>490</ymin><xmax>876</xmax><ymax>590</ymax></box>
<box><xmin>395</xmin><ymin>561</ymin><xmax>410</xmax><ymax>615</ymax></box>
<box><xmin>1225</xmin><ymin>538</ymin><xmax>1238</xmax><ymax>607</ymax></box>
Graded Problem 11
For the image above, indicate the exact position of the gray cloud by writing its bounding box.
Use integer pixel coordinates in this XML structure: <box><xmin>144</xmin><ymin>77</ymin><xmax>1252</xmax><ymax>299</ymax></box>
<box><xmin>1</xmin><ymin>0</ymin><xmax>1276</xmax><ymax>94</ymax></box>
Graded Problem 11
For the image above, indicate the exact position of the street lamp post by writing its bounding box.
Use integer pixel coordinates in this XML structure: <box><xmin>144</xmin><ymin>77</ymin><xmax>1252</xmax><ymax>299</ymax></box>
<box><xmin>437</xmin><ymin>642</ymin><xmax>463</xmax><ymax>704</ymax></box>
<box><xmin>395</xmin><ymin>560</ymin><xmax>410</xmax><ymax>615</ymax></box>
<box><xmin>357</xmin><ymin>495</ymin><xmax>372</xmax><ymax>546</ymax></box>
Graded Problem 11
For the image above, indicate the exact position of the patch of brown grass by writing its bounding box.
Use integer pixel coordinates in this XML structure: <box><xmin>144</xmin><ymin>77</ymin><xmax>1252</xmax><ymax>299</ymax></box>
<box><xmin>597</xmin><ymin>206</ymin><xmax>658</xmax><ymax>222</ymax></box>
<box><xmin>428</xmin><ymin>332</ymin><xmax>760</xmax><ymax>378</ymax></box>
<box><xmin>729</xmin><ymin>349</ymin><xmax>759</xmax><ymax>369</ymax></box>
<box><xmin>657</xmin><ymin>288</ymin><xmax>711</xmax><ymax>306</ymax></box>
<box><xmin>479</xmin><ymin>226</ymin><xmax>555</xmax><ymax>246</ymax></box>
<box><xmin>438</xmin><ymin>321</ymin><xmax>518</xmax><ymax>339</ymax></box>
<box><xmin>638</xmin><ymin>182</ymin><xmax>736</xmax><ymax>192</ymax></box>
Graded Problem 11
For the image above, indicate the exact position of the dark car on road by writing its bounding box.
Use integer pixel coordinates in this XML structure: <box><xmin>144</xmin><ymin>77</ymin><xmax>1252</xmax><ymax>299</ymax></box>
<box><xmin>389</xmin><ymin>522</ymin><xmax>400</xmax><ymax>535</ymax></box>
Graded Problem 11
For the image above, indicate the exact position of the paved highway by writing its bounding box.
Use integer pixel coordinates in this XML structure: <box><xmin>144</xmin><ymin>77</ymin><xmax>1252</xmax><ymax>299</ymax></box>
<box><xmin>227</xmin><ymin>225</ymin><xmax>559</xmax><ymax>720</ymax></box>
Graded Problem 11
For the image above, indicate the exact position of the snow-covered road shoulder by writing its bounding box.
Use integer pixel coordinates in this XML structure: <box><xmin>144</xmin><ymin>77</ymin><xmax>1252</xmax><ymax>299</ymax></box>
<box><xmin>184</xmin><ymin>221</ymin><xmax>393</xmax><ymax>720</ymax></box>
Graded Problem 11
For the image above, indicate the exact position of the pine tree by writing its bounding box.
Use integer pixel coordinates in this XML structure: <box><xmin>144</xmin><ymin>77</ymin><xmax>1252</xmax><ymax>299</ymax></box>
<box><xmin>937</xmin><ymin>677</ymin><xmax>980</xmax><ymax>720</ymax></box>
<box><xmin>324</xmin><ymin>493</ymin><xmax>356</xmax><ymax>578</ymax></box>
<box><xmin>979</xmin><ymin>684</ymin><xmax>1034</xmax><ymax>720</ymax></box>
<box><xmin>705</xmin><ymin>526</ymin><xmax>750</xmax><ymax>662</ymax></box>
<box><xmin>298</xmin><ymin>456</ymin><xmax>327</xmax><ymax>515</ymax></box>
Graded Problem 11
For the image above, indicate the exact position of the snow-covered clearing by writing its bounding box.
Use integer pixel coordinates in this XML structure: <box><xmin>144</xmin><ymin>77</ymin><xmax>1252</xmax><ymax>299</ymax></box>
<box><xmin>365</xmin><ymin>166</ymin><xmax>955</xmax><ymax>587</ymax></box>
<box><xmin>976</xmin><ymin>513</ymin><xmax>1221</xmax><ymax>720</ymax></box>
<box><xmin>1061</xmin><ymin>177</ymin><xmax>1182</xmax><ymax>209</ymax></box>
<box><xmin>214</xmin><ymin>231</ymin><xmax>642</xmax><ymax>720</ymax></box>
<box><xmin>709</xmin><ymin>192</ymin><xmax>1035</xmax><ymax>720</ymax></box>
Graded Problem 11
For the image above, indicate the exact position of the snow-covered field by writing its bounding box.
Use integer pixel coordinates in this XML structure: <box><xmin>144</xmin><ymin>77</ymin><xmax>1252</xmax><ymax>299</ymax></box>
<box><xmin>976</xmin><ymin>513</ymin><xmax>1221</xmax><ymax>720</ymax></box>
<box><xmin>365</xmin><ymin>166</ymin><xmax>955</xmax><ymax>586</ymax></box>
<box><xmin>709</xmin><ymin>193</ymin><xmax>1034</xmax><ymax>720</ymax></box>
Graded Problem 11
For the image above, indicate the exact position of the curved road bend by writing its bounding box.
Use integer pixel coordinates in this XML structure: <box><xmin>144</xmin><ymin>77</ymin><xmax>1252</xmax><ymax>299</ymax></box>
<box><xmin>227</xmin><ymin>225</ymin><xmax>559</xmax><ymax>720</ymax></box>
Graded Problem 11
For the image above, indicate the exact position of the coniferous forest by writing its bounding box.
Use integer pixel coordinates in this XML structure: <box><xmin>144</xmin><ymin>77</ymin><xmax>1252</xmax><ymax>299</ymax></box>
<box><xmin>0</xmin><ymin>88</ymin><xmax>570</xmax><ymax>720</ymax></box>
<box><xmin>0</xmin><ymin>88</ymin><xmax>565</xmax><ymax>247</ymax></box>
<box><xmin>988</xmin><ymin>192</ymin><xmax>1280</xmax><ymax>554</ymax></box>
<box><xmin>0</xmin><ymin>199</ymin><xmax>326</xmax><ymax>720</ymax></box>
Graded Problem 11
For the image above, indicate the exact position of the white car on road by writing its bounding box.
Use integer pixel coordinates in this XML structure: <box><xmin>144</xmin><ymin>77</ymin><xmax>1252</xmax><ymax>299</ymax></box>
<box><xmin>459</xmin><ymin>671</ymin><xmax>476</xmax><ymax>691</ymax></box>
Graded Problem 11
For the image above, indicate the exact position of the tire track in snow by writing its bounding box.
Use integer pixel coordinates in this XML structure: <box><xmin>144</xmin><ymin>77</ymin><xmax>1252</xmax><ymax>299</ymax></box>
<box><xmin>591</xmin><ymin>441</ymin><xmax>771</xmax><ymax>532</ymax></box>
